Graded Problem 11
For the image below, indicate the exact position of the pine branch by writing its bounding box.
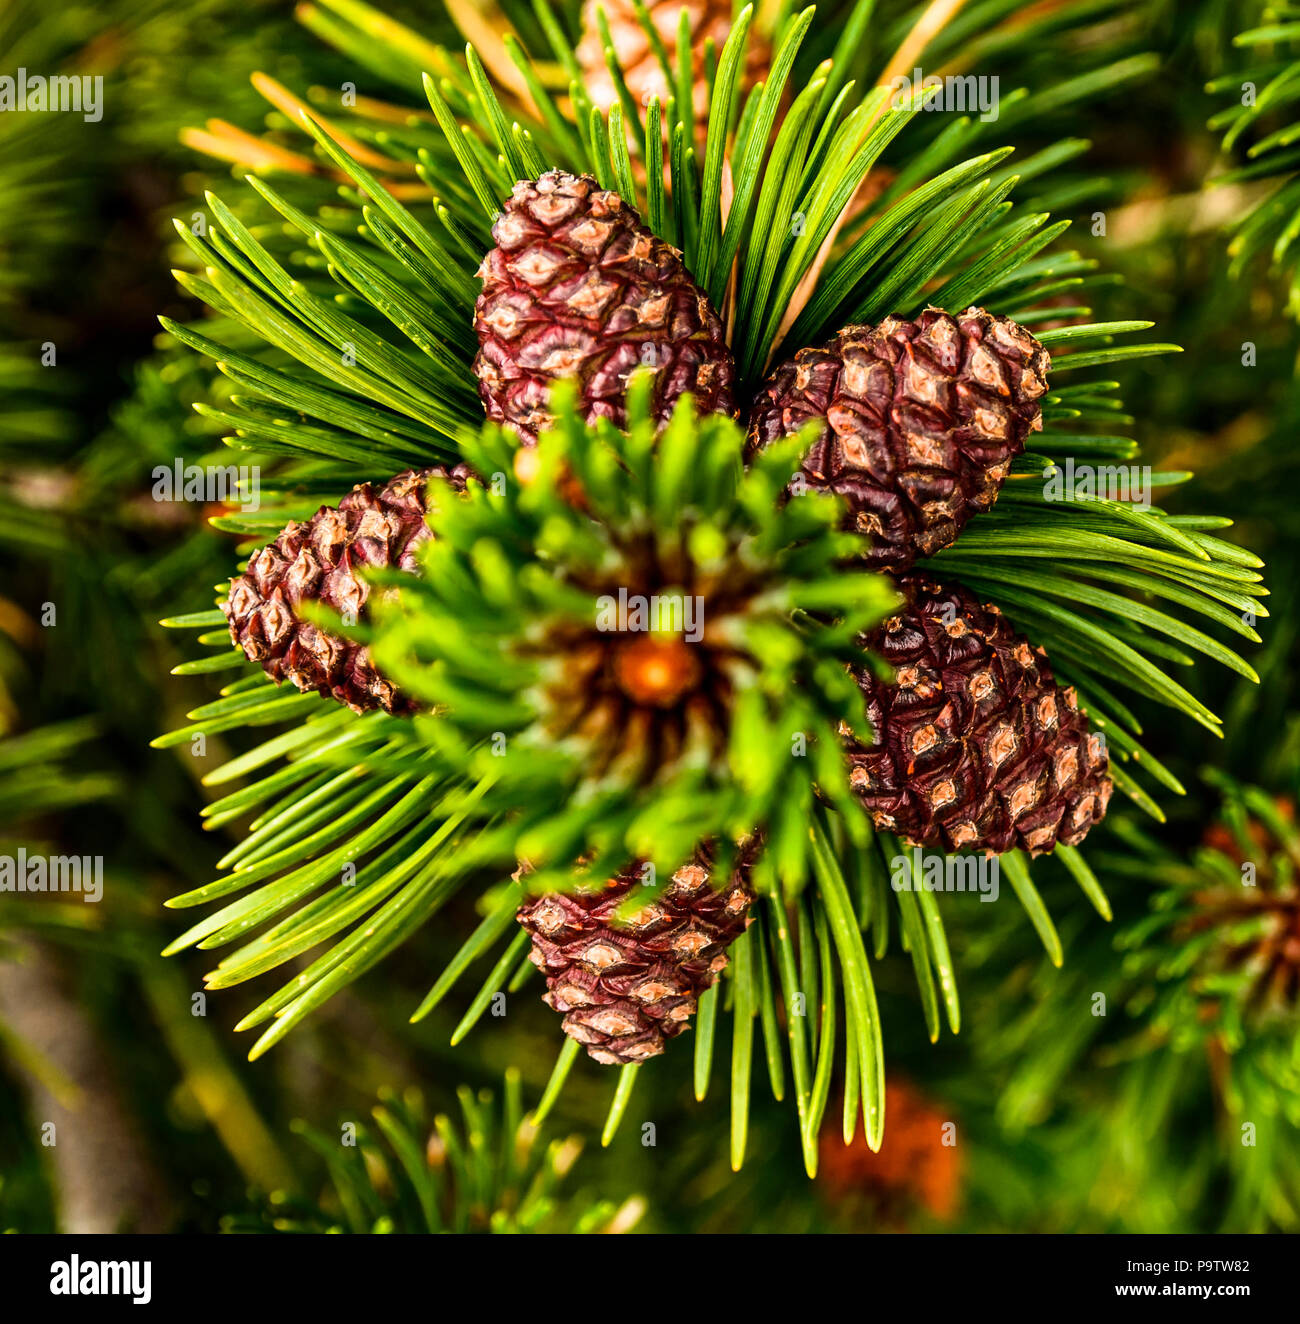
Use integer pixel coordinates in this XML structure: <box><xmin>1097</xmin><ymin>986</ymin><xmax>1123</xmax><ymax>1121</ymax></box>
<box><xmin>959</xmin><ymin>764</ymin><xmax>1300</xmax><ymax>1227</ymax></box>
<box><xmin>226</xmin><ymin>1070</ymin><xmax>644</xmax><ymax>1232</ymax></box>
<box><xmin>1208</xmin><ymin>10</ymin><xmax>1300</xmax><ymax>316</ymax></box>
<box><xmin>152</xmin><ymin>0</ymin><xmax>1266</xmax><ymax>1172</ymax></box>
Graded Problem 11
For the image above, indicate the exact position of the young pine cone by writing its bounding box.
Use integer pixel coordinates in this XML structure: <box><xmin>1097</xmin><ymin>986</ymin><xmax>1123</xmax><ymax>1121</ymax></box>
<box><xmin>747</xmin><ymin>307</ymin><xmax>1050</xmax><ymax>574</ymax></box>
<box><xmin>517</xmin><ymin>851</ymin><xmax>754</xmax><ymax>1065</ymax></box>
<box><xmin>474</xmin><ymin>171</ymin><xmax>734</xmax><ymax>445</ymax></box>
<box><xmin>845</xmin><ymin>576</ymin><xmax>1111</xmax><ymax>856</ymax></box>
<box><xmin>223</xmin><ymin>467</ymin><xmax>469</xmax><ymax>714</ymax></box>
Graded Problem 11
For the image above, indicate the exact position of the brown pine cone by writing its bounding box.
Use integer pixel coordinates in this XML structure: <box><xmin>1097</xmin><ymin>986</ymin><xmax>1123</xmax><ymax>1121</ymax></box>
<box><xmin>223</xmin><ymin>467</ymin><xmax>469</xmax><ymax>714</ymax></box>
<box><xmin>747</xmin><ymin>307</ymin><xmax>1050</xmax><ymax>574</ymax></box>
<box><xmin>474</xmin><ymin>170</ymin><xmax>734</xmax><ymax>445</ymax></box>
<box><xmin>577</xmin><ymin>0</ymin><xmax>772</xmax><ymax>149</ymax></box>
<box><xmin>845</xmin><ymin>575</ymin><xmax>1111</xmax><ymax>856</ymax></box>
<box><xmin>517</xmin><ymin>849</ymin><xmax>754</xmax><ymax>1064</ymax></box>
<box><xmin>818</xmin><ymin>1078</ymin><xmax>962</xmax><ymax>1224</ymax></box>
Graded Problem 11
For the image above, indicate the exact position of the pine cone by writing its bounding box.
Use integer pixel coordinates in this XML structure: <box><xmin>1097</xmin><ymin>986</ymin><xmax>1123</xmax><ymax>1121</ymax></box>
<box><xmin>845</xmin><ymin>576</ymin><xmax>1111</xmax><ymax>856</ymax></box>
<box><xmin>223</xmin><ymin>467</ymin><xmax>469</xmax><ymax>714</ymax></box>
<box><xmin>577</xmin><ymin>0</ymin><xmax>772</xmax><ymax>149</ymax></box>
<box><xmin>517</xmin><ymin>850</ymin><xmax>754</xmax><ymax>1064</ymax></box>
<box><xmin>474</xmin><ymin>171</ymin><xmax>734</xmax><ymax>445</ymax></box>
<box><xmin>747</xmin><ymin>308</ymin><xmax>1050</xmax><ymax>574</ymax></box>
<box><xmin>818</xmin><ymin>1078</ymin><xmax>961</xmax><ymax>1224</ymax></box>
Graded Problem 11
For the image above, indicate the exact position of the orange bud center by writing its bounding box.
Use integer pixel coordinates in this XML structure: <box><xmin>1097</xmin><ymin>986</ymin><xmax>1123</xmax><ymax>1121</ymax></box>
<box><xmin>513</xmin><ymin>447</ymin><xmax>541</xmax><ymax>485</ymax></box>
<box><xmin>613</xmin><ymin>635</ymin><xmax>702</xmax><ymax>708</ymax></box>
